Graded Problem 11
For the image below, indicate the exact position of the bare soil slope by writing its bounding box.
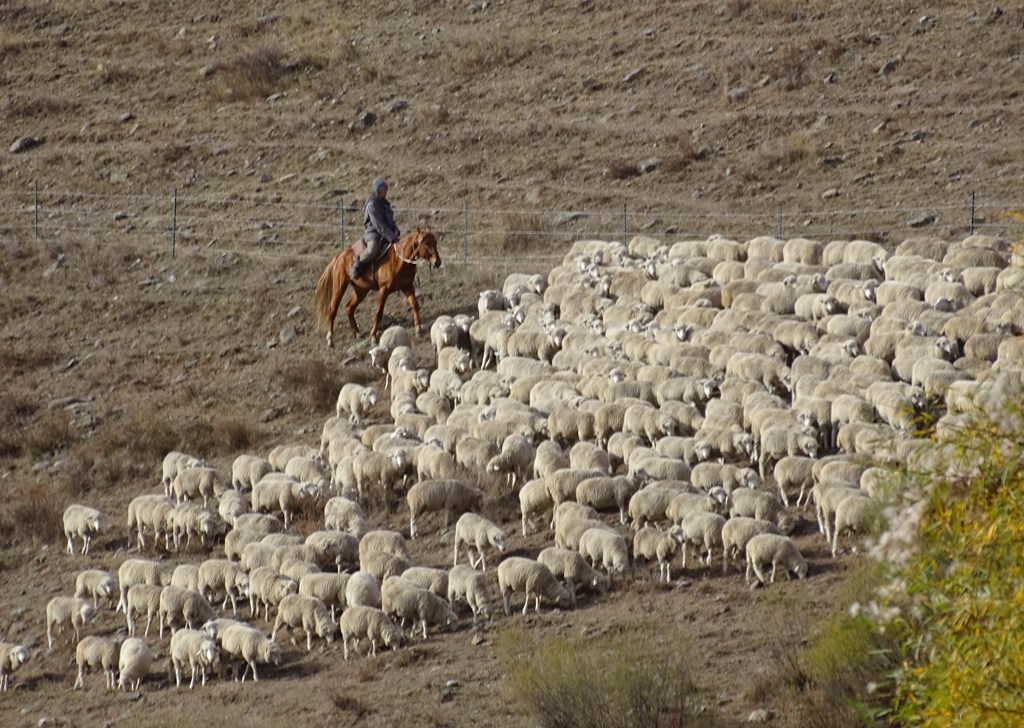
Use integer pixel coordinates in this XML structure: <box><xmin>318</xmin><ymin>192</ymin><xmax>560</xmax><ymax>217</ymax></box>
<box><xmin>1</xmin><ymin>2</ymin><xmax>1020</xmax><ymax>726</ymax></box>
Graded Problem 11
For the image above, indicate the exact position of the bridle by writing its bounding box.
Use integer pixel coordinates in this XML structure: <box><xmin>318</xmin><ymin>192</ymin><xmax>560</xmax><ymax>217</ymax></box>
<box><xmin>395</xmin><ymin>233</ymin><xmax>435</xmax><ymax>266</ymax></box>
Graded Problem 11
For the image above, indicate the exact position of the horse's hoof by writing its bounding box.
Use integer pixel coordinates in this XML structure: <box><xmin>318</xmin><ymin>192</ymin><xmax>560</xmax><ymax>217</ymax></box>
<box><xmin>326</xmin><ymin>334</ymin><xmax>334</xmax><ymax>348</ymax></box>
<box><xmin>415</xmin><ymin>326</ymin><xmax>424</xmax><ymax>337</ymax></box>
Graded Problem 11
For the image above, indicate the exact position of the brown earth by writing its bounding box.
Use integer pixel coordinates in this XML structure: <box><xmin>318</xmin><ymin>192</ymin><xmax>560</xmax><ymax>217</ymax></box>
<box><xmin>1</xmin><ymin>1</ymin><xmax>1019</xmax><ymax>726</ymax></box>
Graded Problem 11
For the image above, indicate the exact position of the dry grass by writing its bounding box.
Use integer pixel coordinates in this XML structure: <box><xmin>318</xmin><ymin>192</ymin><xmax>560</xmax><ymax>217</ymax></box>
<box><xmin>208</xmin><ymin>42</ymin><xmax>292</xmax><ymax>102</ymax></box>
<box><xmin>0</xmin><ymin>481</ymin><xmax>69</xmax><ymax>548</ymax></box>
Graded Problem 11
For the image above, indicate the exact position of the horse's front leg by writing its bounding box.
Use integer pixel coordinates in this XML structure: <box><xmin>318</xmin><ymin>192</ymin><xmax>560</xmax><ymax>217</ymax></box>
<box><xmin>369</xmin><ymin>290</ymin><xmax>391</xmax><ymax>341</ymax></box>
<box><xmin>403</xmin><ymin>286</ymin><xmax>423</xmax><ymax>336</ymax></box>
<box><xmin>344</xmin><ymin>286</ymin><xmax>370</xmax><ymax>335</ymax></box>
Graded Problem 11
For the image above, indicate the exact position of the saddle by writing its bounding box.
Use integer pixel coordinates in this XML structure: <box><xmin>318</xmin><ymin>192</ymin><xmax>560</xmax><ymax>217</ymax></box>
<box><xmin>350</xmin><ymin>239</ymin><xmax>393</xmax><ymax>267</ymax></box>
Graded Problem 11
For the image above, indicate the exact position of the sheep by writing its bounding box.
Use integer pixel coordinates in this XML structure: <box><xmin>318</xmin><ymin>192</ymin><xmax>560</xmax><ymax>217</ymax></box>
<box><xmin>536</xmin><ymin>547</ymin><xmax>609</xmax><ymax>607</ymax></box>
<box><xmin>158</xmin><ymin>586</ymin><xmax>217</xmax><ymax>638</ymax></box>
<box><xmin>168</xmin><ymin>502</ymin><xmax>222</xmax><ymax>551</ymax></box>
<box><xmin>169</xmin><ymin>628</ymin><xmax>220</xmax><ymax>689</ymax></box>
<box><xmin>690</xmin><ymin>462</ymin><xmax>758</xmax><ymax>495</ymax></box>
<box><xmin>632</xmin><ymin>525</ymin><xmax>683</xmax><ymax>581</ymax></box>
<box><xmin>812</xmin><ymin>481</ymin><xmax>864</xmax><ymax>542</ymax></box>
<box><xmin>217</xmin><ymin>490</ymin><xmax>249</xmax><ymax>529</ymax></box>
<box><xmin>197</xmin><ymin>559</ymin><xmax>250</xmax><ymax>616</ymax></box>
<box><xmin>725</xmin><ymin>352</ymin><xmax>792</xmax><ymax>395</ymax></box>
<box><xmin>628</xmin><ymin>486</ymin><xmax>684</xmax><ymax>529</ymax></box>
<box><xmin>794</xmin><ymin>293</ymin><xmax>841</xmax><ymax>321</ymax></box>
<box><xmin>497</xmin><ymin>557</ymin><xmax>573</xmax><ymax>615</ymax></box>
<box><xmin>486</xmin><ymin>433</ymin><xmax>536</xmax><ymax>487</ymax></box>
<box><xmin>629</xmin><ymin>454</ymin><xmax>692</xmax><ymax>485</ymax></box>
<box><xmin>447</xmin><ymin>564</ymin><xmax>492</xmax><ymax>623</ymax></box>
<box><xmin>680</xmin><ymin>511</ymin><xmax>727</xmax><ymax>571</ymax></box>
<box><xmin>353</xmin><ymin>449</ymin><xmax>412</xmax><ymax>503</ymax></box>
<box><xmin>74</xmin><ymin>569</ymin><xmax>117</xmax><ymax>610</ymax></box>
<box><xmin>271</xmin><ymin>594</ymin><xmax>337</xmax><ymax>651</ymax></box>
<box><xmin>73</xmin><ymin>635</ymin><xmax>119</xmax><ymax>690</ymax></box>
<box><xmin>171</xmin><ymin>466</ymin><xmax>224</xmax><ymax>507</ymax></box>
<box><xmin>358</xmin><ymin>529</ymin><xmax>411</xmax><ymax>563</ymax></box>
<box><xmin>729</xmin><ymin>488</ymin><xmax>796</xmax><ymax>534</ymax></box>
<box><xmin>773</xmin><ymin>456</ymin><xmax>816</xmax><ymax>508</ymax></box>
<box><xmin>400</xmin><ymin>566</ymin><xmax>450</xmax><ymax>600</ymax></box>
<box><xmin>125</xmin><ymin>584</ymin><xmax>163</xmax><ymax>637</ymax></box>
<box><xmin>745</xmin><ymin>534</ymin><xmax>808</xmax><ymax>585</ymax></box>
<box><xmin>569</xmin><ymin>441</ymin><xmax>613</xmax><ymax>475</ymax></box>
<box><xmin>172</xmin><ymin>564</ymin><xmax>201</xmax><ymax>592</ymax></box>
<box><xmin>431</xmin><ymin>315</ymin><xmax>463</xmax><ymax>357</ymax></box>
<box><xmin>575</xmin><ymin>476</ymin><xmax>639</xmax><ymax>525</ymax></box>
<box><xmin>0</xmin><ymin>642</ymin><xmax>28</xmax><ymax>693</ymax></box>
<box><xmin>578</xmin><ymin>527</ymin><xmax>630</xmax><ymax>575</ymax></box>
<box><xmin>380</xmin><ymin>577</ymin><xmax>459</xmax><ymax>639</ymax></box>
<box><xmin>453</xmin><ymin>512</ymin><xmax>508</xmax><ymax>571</ymax></box>
<box><xmin>406</xmin><ymin>479</ymin><xmax>484</xmax><ymax>537</ymax></box>
<box><xmin>758</xmin><ymin>424</ymin><xmax>819</xmax><ymax>479</ymax></box>
<box><xmin>125</xmin><ymin>494</ymin><xmax>174</xmax><ymax>551</ymax></box>
<box><xmin>518</xmin><ymin>478</ymin><xmax>555</xmax><ymax>536</ymax></box>
<box><xmin>161</xmin><ymin>451</ymin><xmax>206</xmax><ymax>495</ymax></box>
<box><xmin>831</xmin><ymin>493</ymin><xmax>882</xmax><ymax>557</ymax></box>
<box><xmin>339</xmin><ymin>606</ymin><xmax>404</xmax><ymax>659</ymax></box>
<box><xmin>544</xmin><ymin>468</ymin><xmax>607</xmax><ymax>517</ymax></box>
<box><xmin>116</xmin><ymin>558</ymin><xmax>169</xmax><ymax>613</ymax></box>
<box><xmin>306</xmin><ymin>530</ymin><xmax>360</xmax><ymax>570</ymax></box>
<box><xmin>63</xmin><ymin>504</ymin><xmax>105</xmax><ymax>556</ymax></box>
<box><xmin>220</xmin><ymin>624</ymin><xmax>282</xmax><ymax>681</ymax></box>
<box><xmin>346</xmin><ymin>570</ymin><xmax>382</xmax><ymax>609</ymax></box>
<box><xmin>456</xmin><ymin>436</ymin><xmax>501</xmax><ymax>473</ymax></box>
<box><xmin>335</xmin><ymin>383</ymin><xmax>380</xmax><ymax>424</ymax></box>
<box><xmin>251</xmin><ymin>473</ymin><xmax>318</xmax><ymax>530</ymax></box>
<box><xmin>721</xmin><ymin>517</ymin><xmax>782</xmax><ymax>573</ymax></box>
<box><xmin>248</xmin><ymin>567</ymin><xmax>298</xmax><ymax>622</ymax></box>
<box><xmin>299</xmin><ymin>572</ymin><xmax>351</xmax><ymax>621</ymax></box>
<box><xmin>285</xmin><ymin>456</ymin><xmax>331</xmax><ymax>490</ymax></box>
<box><xmin>117</xmin><ymin>637</ymin><xmax>153</xmax><ymax>692</ymax></box>
<box><xmin>233</xmin><ymin>512</ymin><xmax>283</xmax><ymax>535</ymax></box>
<box><xmin>665</xmin><ymin>490</ymin><xmax>722</xmax><ymax>526</ymax></box>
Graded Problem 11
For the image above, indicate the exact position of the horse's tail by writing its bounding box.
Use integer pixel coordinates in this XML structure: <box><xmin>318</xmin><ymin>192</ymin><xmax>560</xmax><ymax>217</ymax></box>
<box><xmin>314</xmin><ymin>254</ymin><xmax>344</xmax><ymax>330</ymax></box>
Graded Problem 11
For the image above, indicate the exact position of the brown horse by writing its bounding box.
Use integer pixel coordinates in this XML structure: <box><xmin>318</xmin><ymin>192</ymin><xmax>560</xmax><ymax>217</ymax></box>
<box><xmin>314</xmin><ymin>228</ymin><xmax>441</xmax><ymax>345</ymax></box>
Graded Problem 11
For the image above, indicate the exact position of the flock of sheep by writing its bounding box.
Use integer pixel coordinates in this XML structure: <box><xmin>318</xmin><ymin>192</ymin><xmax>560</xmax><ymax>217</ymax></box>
<box><xmin>10</xmin><ymin>230</ymin><xmax>1024</xmax><ymax>696</ymax></box>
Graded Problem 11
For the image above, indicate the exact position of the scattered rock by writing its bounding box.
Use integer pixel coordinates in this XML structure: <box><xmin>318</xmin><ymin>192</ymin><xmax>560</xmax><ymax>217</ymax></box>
<box><xmin>309</xmin><ymin>148</ymin><xmax>330</xmax><ymax>163</ymax></box>
<box><xmin>382</xmin><ymin>98</ymin><xmax>409</xmax><ymax>114</ymax></box>
<box><xmin>278</xmin><ymin>173</ymin><xmax>297</xmax><ymax>183</ymax></box>
<box><xmin>727</xmin><ymin>85</ymin><xmax>749</xmax><ymax>103</ymax></box>
<box><xmin>266</xmin><ymin>92</ymin><xmax>287</xmax><ymax>103</ymax></box>
<box><xmin>748</xmin><ymin>708</ymin><xmax>773</xmax><ymax>723</ymax></box>
<box><xmin>623</xmin><ymin>67</ymin><xmax>645</xmax><ymax>84</ymax></box>
<box><xmin>445</xmin><ymin>679</ymin><xmax>460</xmax><ymax>688</ymax></box>
<box><xmin>878</xmin><ymin>56</ymin><xmax>902</xmax><ymax>76</ymax></box>
<box><xmin>126</xmin><ymin>691</ymin><xmax>143</xmax><ymax>702</ymax></box>
<box><xmin>908</xmin><ymin>213</ymin><xmax>936</xmax><ymax>228</ymax></box>
<box><xmin>10</xmin><ymin>136</ymin><xmax>43</xmax><ymax>153</ymax></box>
<box><xmin>259</xmin><ymin>407</ymin><xmax>282</xmax><ymax>422</ymax></box>
<box><xmin>580</xmin><ymin>77</ymin><xmax>603</xmax><ymax>92</ymax></box>
<box><xmin>350</xmin><ymin>111</ymin><xmax>377</xmax><ymax>132</ymax></box>
<box><xmin>114</xmin><ymin>211</ymin><xmax>129</xmax><ymax>221</ymax></box>
<box><xmin>471</xmin><ymin>633</ymin><xmax>487</xmax><ymax>646</ymax></box>
<box><xmin>637</xmin><ymin>157</ymin><xmax>661</xmax><ymax>174</ymax></box>
<box><xmin>119</xmin><ymin>112</ymin><xmax>134</xmax><ymax>123</ymax></box>
<box><xmin>821</xmin><ymin>188</ymin><xmax>840</xmax><ymax>199</ymax></box>
<box><xmin>287</xmin><ymin>305</ymin><xmax>302</xmax><ymax>318</ymax></box>
<box><xmin>279</xmin><ymin>324</ymin><xmax>298</xmax><ymax>345</ymax></box>
<box><xmin>553</xmin><ymin>211</ymin><xmax>586</xmax><ymax>225</ymax></box>
<box><xmin>199</xmin><ymin>64</ymin><xmax>216</xmax><ymax>78</ymax></box>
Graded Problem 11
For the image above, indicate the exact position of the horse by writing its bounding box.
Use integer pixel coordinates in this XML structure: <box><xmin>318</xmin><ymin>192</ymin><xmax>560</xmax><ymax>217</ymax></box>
<box><xmin>314</xmin><ymin>228</ymin><xmax>442</xmax><ymax>345</ymax></box>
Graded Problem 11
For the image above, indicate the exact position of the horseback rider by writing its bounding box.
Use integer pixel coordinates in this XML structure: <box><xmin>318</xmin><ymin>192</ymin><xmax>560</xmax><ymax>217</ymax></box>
<box><xmin>351</xmin><ymin>178</ymin><xmax>400</xmax><ymax>279</ymax></box>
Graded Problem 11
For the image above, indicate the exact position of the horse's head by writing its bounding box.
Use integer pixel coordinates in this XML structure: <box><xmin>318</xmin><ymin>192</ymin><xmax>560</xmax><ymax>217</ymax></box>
<box><xmin>412</xmin><ymin>228</ymin><xmax>442</xmax><ymax>269</ymax></box>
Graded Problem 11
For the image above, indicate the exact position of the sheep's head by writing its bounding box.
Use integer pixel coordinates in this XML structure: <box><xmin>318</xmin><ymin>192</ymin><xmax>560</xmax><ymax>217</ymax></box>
<box><xmin>197</xmin><ymin>638</ymin><xmax>219</xmax><ymax>666</ymax></box>
<box><xmin>793</xmin><ymin>558</ymin><xmax>809</xmax><ymax>579</ymax></box>
<box><xmin>777</xmin><ymin>514</ymin><xmax>796</xmax><ymax>535</ymax></box>
<box><xmin>489</xmin><ymin>527</ymin><xmax>508</xmax><ymax>552</ymax></box>
<box><xmin>739</xmin><ymin>468</ymin><xmax>759</xmax><ymax>489</ymax></box>
<box><xmin>937</xmin><ymin>336</ymin><xmax>959</xmax><ymax>360</ymax></box>
<box><xmin>8</xmin><ymin>645</ymin><xmax>28</xmax><ymax>668</ymax></box>
<box><xmin>382</xmin><ymin>623</ymin><xmax>404</xmax><ymax>649</ymax></box>
<box><xmin>261</xmin><ymin>641</ymin><xmax>283</xmax><ymax>666</ymax></box>
<box><xmin>317</xmin><ymin>615</ymin><xmax>337</xmax><ymax>642</ymax></box>
<box><xmin>80</xmin><ymin>603</ymin><xmax>97</xmax><ymax>624</ymax></box>
<box><xmin>695</xmin><ymin>442</ymin><xmax>713</xmax><ymax>462</ymax></box>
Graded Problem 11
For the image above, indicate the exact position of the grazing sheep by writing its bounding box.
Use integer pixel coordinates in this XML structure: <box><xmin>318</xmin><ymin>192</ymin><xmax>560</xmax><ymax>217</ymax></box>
<box><xmin>497</xmin><ymin>557</ymin><xmax>573</xmax><ymax>615</ymax></box>
<box><xmin>353</xmin><ymin>449</ymin><xmax>412</xmax><ymax>502</ymax></box>
<box><xmin>218</xmin><ymin>490</ymin><xmax>249</xmax><ymax>529</ymax></box>
<box><xmin>233</xmin><ymin>512</ymin><xmax>283</xmax><ymax>535</ymax></box>
<box><xmin>63</xmin><ymin>504</ymin><xmax>105</xmax><ymax>556</ymax></box>
<box><xmin>729</xmin><ymin>488</ymin><xmax>796</xmax><ymax>534</ymax></box>
<box><xmin>380</xmin><ymin>577</ymin><xmax>459</xmax><ymax>639</ymax></box>
<box><xmin>536</xmin><ymin>547</ymin><xmax>609</xmax><ymax>606</ymax></box>
<box><xmin>832</xmin><ymin>494</ymin><xmax>882</xmax><ymax>557</ymax></box>
<box><xmin>299</xmin><ymin>572</ymin><xmax>351</xmax><ymax>621</ymax></box>
<box><xmin>74</xmin><ymin>569</ymin><xmax>118</xmax><ymax>610</ymax></box>
<box><xmin>0</xmin><ymin>642</ymin><xmax>28</xmax><ymax>692</ymax></box>
<box><xmin>665</xmin><ymin>491</ymin><xmax>722</xmax><ymax>526</ymax></box>
<box><xmin>117</xmin><ymin>637</ymin><xmax>153</xmax><ymax>692</ymax></box>
<box><xmin>306</xmin><ymin>530</ymin><xmax>360</xmax><ymax>570</ymax></box>
<box><xmin>721</xmin><ymin>517</ymin><xmax>782</xmax><ymax>573</ymax></box>
<box><xmin>447</xmin><ymin>564</ymin><xmax>492</xmax><ymax>623</ymax></box>
<box><xmin>124</xmin><ymin>584</ymin><xmax>163</xmax><ymax>637</ymax></box>
<box><xmin>251</xmin><ymin>473</ymin><xmax>318</xmax><ymax>530</ymax></box>
<box><xmin>116</xmin><ymin>558</ymin><xmax>169</xmax><ymax>613</ymax></box>
<box><xmin>335</xmin><ymin>383</ymin><xmax>380</xmax><ymax>424</ymax></box>
<box><xmin>632</xmin><ymin>525</ymin><xmax>683</xmax><ymax>581</ymax></box>
<box><xmin>272</xmin><ymin>594</ymin><xmax>337</xmax><ymax>651</ymax></box>
<box><xmin>518</xmin><ymin>478</ymin><xmax>555</xmax><ymax>536</ymax></box>
<box><xmin>232</xmin><ymin>454</ymin><xmax>274</xmax><ymax>492</ymax></box>
<box><xmin>126</xmin><ymin>494</ymin><xmax>175</xmax><ymax>551</ymax></box>
<box><xmin>575</xmin><ymin>475</ymin><xmax>639</xmax><ymax>525</ymax></box>
<box><xmin>453</xmin><ymin>512</ymin><xmax>508</xmax><ymax>571</ymax></box>
<box><xmin>406</xmin><ymin>479</ymin><xmax>484</xmax><ymax>537</ymax></box>
<box><xmin>690</xmin><ymin>462</ymin><xmax>758</xmax><ymax>494</ymax></box>
<box><xmin>171</xmin><ymin>564</ymin><xmax>201</xmax><ymax>592</ymax></box>
<box><xmin>578</xmin><ymin>528</ymin><xmax>630</xmax><ymax>575</ymax></box>
<box><xmin>170</xmin><ymin>628</ymin><xmax>220</xmax><ymax>688</ymax></box>
<box><xmin>745</xmin><ymin>534</ymin><xmax>808</xmax><ymax>585</ymax></box>
<box><xmin>73</xmin><ymin>635</ymin><xmax>119</xmax><ymax>690</ymax></box>
<box><xmin>248</xmin><ymin>567</ymin><xmax>298</xmax><ymax>622</ymax></box>
<box><xmin>285</xmin><ymin>456</ymin><xmax>331</xmax><ymax>490</ymax></box>
<box><xmin>486</xmin><ymin>434</ymin><xmax>536</xmax><ymax>487</ymax></box>
<box><xmin>773</xmin><ymin>456</ymin><xmax>816</xmax><ymax>508</ymax></box>
<box><xmin>346</xmin><ymin>570</ymin><xmax>383</xmax><ymax>609</ymax></box>
<box><xmin>162</xmin><ymin>451</ymin><xmax>206</xmax><ymax>495</ymax></box>
<box><xmin>339</xmin><ymin>606</ymin><xmax>404</xmax><ymax>659</ymax></box>
<box><xmin>168</xmin><ymin>502</ymin><xmax>222</xmax><ymax>551</ymax></box>
<box><xmin>400</xmin><ymin>566</ymin><xmax>450</xmax><ymax>599</ymax></box>
<box><xmin>197</xmin><ymin>559</ymin><xmax>250</xmax><ymax>616</ymax></box>
<box><xmin>158</xmin><ymin>586</ymin><xmax>217</xmax><ymax>638</ymax></box>
<box><xmin>171</xmin><ymin>466</ymin><xmax>224</xmax><ymax>507</ymax></box>
<box><xmin>220</xmin><ymin>624</ymin><xmax>282</xmax><ymax>681</ymax></box>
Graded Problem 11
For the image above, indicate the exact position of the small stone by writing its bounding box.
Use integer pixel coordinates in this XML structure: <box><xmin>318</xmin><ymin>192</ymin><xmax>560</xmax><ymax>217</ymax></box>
<box><xmin>279</xmin><ymin>324</ymin><xmax>298</xmax><ymax>345</ymax></box>
<box><xmin>266</xmin><ymin>92</ymin><xmax>286</xmax><ymax>103</ymax></box>
<box><xmin>623</xmin><ymin>67</ymin><xmax>645</xmax><ymax>83</ymax></box>
<box><xmin>553</xmin><ymin>211</ymin><xmax>586</xmax><ymax>225</ymax></box>
<box><xmin>259</xmin><ymin>407</ymin><xmax>281</xmax><ymax>422</ymax></box>
<box><xmin>114</xmin><ymin>211</ymin><xmax>129</xmax><ymax>221</ymax></box>
<box><xmin>287</xmin><ymin>305</ymin><xmax>302</xmax><ymax>318</ymax></box>
<box><xmin>878</xmin><ymin>57</ymin><xmax>902</xmax><ymax>76</ymax></box>
<box><xmin>908</xmin><ymin>213</ymin><xmax>936</xmax><ymax>228</ymax></box>
<box><xmin>748</xmin><ymin>708</ymin><xmax>773</xmax><ymax>723</ymax></box>
<box><xmin>727</xmin><ymin>85</ymin><xmax>749</xmax><ymax>103</ymax></box>
<box><xmin>471</xmin><ymin>633</ymin><xmax>486</xmax><ymax>646</ymax></box>
<box><xmin>10</xmin><ymin>136</ymin><xmax>43</xmax><ymax>153</ymax></box>
<box><xmin>638</xmin><ymin>157</ymin><xmax>661</xmax><ymax>174</ymax></box>
<box><xmin>199</xmin><ymin>64</ymin><xmax>215</xmax><ymax>78</ymax></box>
<box><xmin>119</xmin><ymin>112</ymin><xmax>134</xmax><ymax>123</ymax></box>
<box><xmin>382</xmin><ymin>98</ymin><xmax>409</xmax><ymax>114</ymax></box>
<box><xmin>126</xmin><ymin>691</ymin><xmax>143</xmax><ymax>702</ymax></box>
<box><xmin>821</xmin><ymin>188</ymin><xmax>840</xmax><ymax>199</ymax></box>
<box><xmin>445</xmin><ymin>679</ymin><xmax>460</xmax><ymax>688</ymax></box>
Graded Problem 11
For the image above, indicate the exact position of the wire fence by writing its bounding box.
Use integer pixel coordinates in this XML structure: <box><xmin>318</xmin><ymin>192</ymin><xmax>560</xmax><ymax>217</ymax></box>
<box><xmin>2</xmin><ymin>185</ymin><xmax>1022</xmax><ymax>271</ymax></box>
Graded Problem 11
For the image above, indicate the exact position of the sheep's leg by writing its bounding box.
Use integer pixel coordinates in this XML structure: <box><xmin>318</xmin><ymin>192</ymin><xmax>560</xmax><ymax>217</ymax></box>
<box><xmin>66</xmin><ymin>535</ymin><xmax>75</xmax><ymax>555</ymax></box>
<box><xmin>769</xmin><ymin>561</ymin><xmax>778</xmax><ymax>584</ymax></box>
<box><xmin>502</xmin><ymin>589</ymin><xmax>511</xmax><ymax>617</ymax></box>
<box><xmin>453</xmin><ymin>540</ymin><xmax>459</xmax><ymax>567</ymax></box>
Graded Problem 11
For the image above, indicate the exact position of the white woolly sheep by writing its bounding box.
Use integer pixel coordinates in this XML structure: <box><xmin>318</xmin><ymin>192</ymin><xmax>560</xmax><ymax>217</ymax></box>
<box><xmin>447</xmin><ymin>564</ymin><xmax>491</xmax><ymax>623</ymax></box>
<box><xmin>339</xmin><ymin>606</ymin><xmax>404</xmax><ymax>659</ymax></box>
<box><xmin>170</xmin><ymin>628</ymin><xmax>220</xmax><ymax>688</ymax></box>
<box><xmin>125</xmin><ymin>584</ymin><xmax>163</xmax><ymax>637</ymax></box>
<box><xmin>690</xmin><ymin>462</ymin><xmax>758</xmax><ymax>495</ymax></box>
<box><xmin>416</xmin><ymin>444</ymin><xmax>462</xmax><ymax>482</ymax></box>
<box><xmin>116</xmin><ymin>558</ymin><xmax>169</xmax><ymax>613</ymax></box>
<box><xmin>358</xmin><ymin>529</ymin><xmax>411</xmax><ymax>564</ymax></box>
<box><xmin>285</xmin><ymin>456</ymin><xmax>331</xmax><ymax>490</ymax></box>
<box><xmin>632</xmin><ymin>525</ymin><xmax>683</xmax><ymax>581</ymax></box>
<box><xmin>299</xmin><ymin>572</ymin><xmax>351</xmax><ymax>621</ymax></box>
<box><xmin>117</xmin><ymin>637</ymin><xmax>153</xmax><ymax>691</ymax></box>
<box><xmin>679</xmin><ymin>511</ymin><xmax>727</xmax><ymax>572</ymax></box>
<box><xmin>381</xmin><ymin>577</ymin><xmax>459</xmax><ymax>639</ymax></box>
<box><xmin>497</xmin><ymin>557</ymin><xmax>572</xmax><ymax>615</ymax></box>
<box><xmin>158</xmin><ymin>586</ymin><xmax>217</xmax><ymax>638</ymax></box>
<box><xmin>745</xmin><ymin>533</ymin><xmax>808</xmax><ymax>585</ymax></box>
<box><xmin>0</xmin><ymin>642</ymin><xmax>29</xmax><ymax>692</ymax></box>
<box><xmin>171</xmin><ymin>466</ymin><xmax>224</xmax><ymax>507</ymax></box>
<box><xmin>220</xmin><ymin>624</ymin><xmax>282</xmax><ymax>681</ymax></box>
<box><xmin>627</xmin><ymin>486</ymin><xmax>684</xmax><ymax>529</ymax></box>
<box><xmin>453</xmin><ymin>512</ymin><xmax>508</xmax><ymax>571</ymax></box>
<box><xmin>576</xmin><ymin>476</ymin><xmax>639</xmax><ymax>525</ymax></box>
<box><xmin>168</xmin><ymin>502</ymin><xmax>222</xmax><ymax>551</ymax></box>
<box><xmin>353</xmin><ymin>449</ymin><xmax>412</xmax><ymax>502</ymax></box>
<box><xmin>578</xmin><ymin>528</ymin><xmax>630</xmax><ymax>575</ymax></box>
<box><xmin>217</xmin><ymin>490</ymin><xmax>249</xmax><ymax>529</ymax></box>
<box><xmin>729</xmin><ymin>488</ymin><xmax>796</xmax><ymax>534</ymax></box>
<box><xmin>485</xmin><ymin>433</ymin><xmax>535</xmax><ymax>487</ymax></box>
<box><xmin>197</xmin><ymin>559</ymin><xmax>250</xmax><ymax>616</ymax></box>
<box><xmin>665</xmin><ymin>491</ymin><xmax>722</xmax><ymax>526</ymax></box>
<box><xmin>346</xmin><ymin>570</ymin><xmax>383</xmax><ymax>609</ymax></box>
<box><xmin>251</xmin><ymin>473</ymin><xmax>318</xmax><ymax>530</ymax></box>
<box><xmin>233</xmin><ymin>512</ymin><xmax>283</xmax><ymax>535</ymax></box>
<box><xmin>721</xmin><ymin>517</ymin><xmax>782</xmax><ymax>573</ymax></box>
<box><xmin>406</xmin><ymin>479</ymin><xmax>484</xmax><ymax>537</ymax></box>
<box><xmin>272</xmin><ymin>594</ymin><xmax>337</xmax><ymax>651</ymax></box>
<box><xmin>171</xmin><ymin>564</ymin><xmax>201</xmax><ymax>592</ymax></box>
<box><xmin>248</xmin><ymin>567</ymin><xmax>298</xmax><ymax>622</ymax></box>
<box><xmin>63</xmin><ymin>504</ymin><xmax>105</xmax><ymax>556</ymax></box>
<box><xmin>536</xmin><ymin>546</ymin><xmax>608</xmax><ymax>606</ymax></box>
<box><xmin>518</xmin><ymin>478</ymin><xmax>555</xmax><ymax>536</ymax></box>
<box><xmin>400</xmin><ymin>566</ymin><xmax>450</xmax><ymax>599</ymax></box>
<box><xmin>73</xmin><ymin>635</ymin><xmax>118</xmax><ymax>690</ymax></box>
<box><xmin>126</xmin><ymin>494</ymin><xmax>175</xmax><ymax>551</ymax></box>
<box><xmin>335</xmin><ymin>382</ymin><xmax>380</xmax><ymax>425</ymax></box>
<box><xmin>831</xmin><ymin>493</ymin><xmax>881</xmax><ymax>557</ymax></box>
<box><xmin>74</xmin><ymin>569</ymin><xmax>118</xmax><ymax>610</ymax></box>
<box><xmin>161</xmin><ymin>451</ymin><xmax>206</xmax><ymax>495</ymax></box>
<box><xmin>773</xmin><ymin>456</ymin><xmax>816</xmax><ymax>508</ymax></box>
<box><xmin>545</xmin><ymin>406</ymin><xmax>596</xmax><ymax>447</ymax></box>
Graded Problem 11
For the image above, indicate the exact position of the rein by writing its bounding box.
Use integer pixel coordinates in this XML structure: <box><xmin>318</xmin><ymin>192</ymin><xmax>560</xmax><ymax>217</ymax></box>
<box><xmin>395</xmin><ymin>237</ymin><xmax>426</xmax><ymax>265</ymax></box>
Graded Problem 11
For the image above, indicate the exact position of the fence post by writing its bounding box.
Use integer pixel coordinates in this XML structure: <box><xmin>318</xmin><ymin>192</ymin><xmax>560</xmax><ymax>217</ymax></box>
<box><xmin>622</xmin><ymin>205</ymin><xmax>628</xmax><ymax>246</ymax></box>
<box><xmin>970</xmin><ymin>191</ymin><xmax>976</xmax><ymax>235</ymax></box>
<box><xmin>463</xmin><ymin>202</ymin><xmax>468</xmax><ymax>270</ymax></box>
<box><xmin>33</xmin><ymin>181</ymin><xmax>39</xmax><ymax>241</ymax></box>
<box><xmin>340</xmin><ymin>202</ymin><xmax>346</xmax><ymax>248</ymax></box>
<box><xmin>776</xmin><ymin>205</ymin><xmax>783</xmax><ymax>239</ymax></box>
<box><xmin>172</xmin><ymin>188</ymin><xmax>177</xmax><ymax>259</ymax></box>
